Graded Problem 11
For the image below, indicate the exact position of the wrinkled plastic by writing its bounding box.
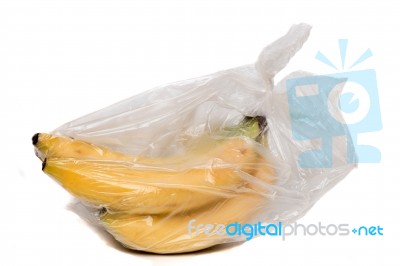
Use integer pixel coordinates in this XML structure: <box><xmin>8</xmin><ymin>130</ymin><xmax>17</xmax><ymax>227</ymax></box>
<box><xmin>33</xmin><ymin>23</ymin><xmax>356</xmax><ymax>254</ymax></box>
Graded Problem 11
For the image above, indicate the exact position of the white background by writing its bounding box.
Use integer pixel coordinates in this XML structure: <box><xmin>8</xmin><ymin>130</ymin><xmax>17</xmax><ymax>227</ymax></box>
<box><xmin>1</xmin><ymin>0</ymin><xmax>399</xmax><ymax>265</ymax></box>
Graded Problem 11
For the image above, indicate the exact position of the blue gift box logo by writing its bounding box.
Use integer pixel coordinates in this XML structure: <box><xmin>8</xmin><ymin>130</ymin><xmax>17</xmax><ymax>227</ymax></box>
<box><xmin>286</xmin><ymin>40</ymin><xmax>382</xmax><ymax>168</ymax></box>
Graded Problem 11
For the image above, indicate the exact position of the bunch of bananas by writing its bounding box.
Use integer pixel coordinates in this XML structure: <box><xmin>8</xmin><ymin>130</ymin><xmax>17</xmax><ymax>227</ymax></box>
<box><xmin>33</xmin><ymin>116</ymin><xmax>275</xmax><ymax>254</ymax></box>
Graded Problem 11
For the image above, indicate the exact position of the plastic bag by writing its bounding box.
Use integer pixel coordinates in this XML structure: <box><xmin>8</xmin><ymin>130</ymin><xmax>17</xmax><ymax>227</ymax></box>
<box><xmin>33</xmin><ymin>23</ymin><xmax>356</xmax><ymax>254</ymax></box>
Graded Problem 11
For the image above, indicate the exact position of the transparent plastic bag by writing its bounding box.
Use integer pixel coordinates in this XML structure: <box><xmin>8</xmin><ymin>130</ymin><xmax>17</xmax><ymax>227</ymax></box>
<box><xmin>33</xmin><ymin>23</ymin><xmax>356</xmax><ymax>254</ymax></box>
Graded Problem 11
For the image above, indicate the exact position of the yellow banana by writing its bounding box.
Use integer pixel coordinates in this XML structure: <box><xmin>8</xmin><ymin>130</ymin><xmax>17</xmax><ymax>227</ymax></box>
<box><xmin>32</xmin><ymin>116</ymin><xmax>267</xmax><ymax>163</ymax></box>
<box><xmin>97</xmin><ymin>152</ymin><xmax>275</xmax><ymax>253</ymax></box>
<box><xmin>99</xmin><ymin>191</ymin><xmax>271</xmax><ymax>254</ymax></box>
<box><xmin>34</xmin><ymin>134</ymin><xmax>260</xmax><ymax>171</ymax></box>
<box><xmin>33</xmin><ymin>133</ymin><xmax>132</xmax><ymax>162</ymax></box>
<box><xmin>36</xmin><ymin>116</ymin><xmax>269</xmax><ymax>214</ymax></box>
<box><xmin>42</xmin><ymin>141</ymin><xmax>264</xmax><ymax>214</ymax></box>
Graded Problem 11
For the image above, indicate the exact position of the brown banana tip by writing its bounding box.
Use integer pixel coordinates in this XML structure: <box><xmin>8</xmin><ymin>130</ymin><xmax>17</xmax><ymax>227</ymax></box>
<box><xmin>99</xmin><ymin>207</ymin><xmax>107</xmax><ymax>216</ymax></box>
<box><xmin>255</xmin><ymin>116</ymin><xmax>268</xmax><ymax>131</ymax></box>
<box><xmin>42</xmin><ymin>158</ymin><xmax>47</xmax><ymax>171</ymax></box>
<box><xmin>32</xmin><ymin>133</ymin><xmax>40</xmax><ymax>145</ymax></box>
